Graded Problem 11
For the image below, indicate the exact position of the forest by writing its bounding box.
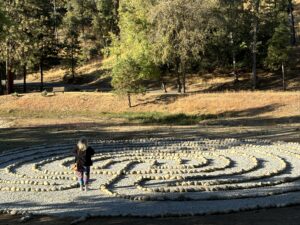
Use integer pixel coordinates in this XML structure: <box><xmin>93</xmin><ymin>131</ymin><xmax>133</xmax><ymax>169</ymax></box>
<box><xmin>0</xmin><ymin>0</ymin><xmax>296</xmax><ymax>95</ymax></box>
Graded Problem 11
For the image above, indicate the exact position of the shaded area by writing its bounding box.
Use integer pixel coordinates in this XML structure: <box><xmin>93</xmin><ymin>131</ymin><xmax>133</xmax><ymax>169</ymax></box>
<box><xmin>0</xmin><ymin>115</ymin><xmax>300</xmax><ymax>152</ymax></box>
<box><xmin>105</xmin><ymin>112</ymin><xmax>219</xmax><ymax>125</ymax></box>
<box><xmin>2</xmin><ymin>202</ymin><xmax>300</xmax><ymax>225</ymax></box>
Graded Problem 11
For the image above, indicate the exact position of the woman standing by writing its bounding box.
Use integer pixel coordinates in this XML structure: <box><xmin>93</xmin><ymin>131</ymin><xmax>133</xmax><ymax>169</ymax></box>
<box><xmin>73</xmin><ymin>137</ymin><xmax>95</xmax><ymax>191</ymax></box>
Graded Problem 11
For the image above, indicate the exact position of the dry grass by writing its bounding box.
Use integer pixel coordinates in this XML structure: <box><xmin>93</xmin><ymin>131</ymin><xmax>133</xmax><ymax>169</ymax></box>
<box><xmin>0</xmin><ymin>91</ymin><xmax>299</xmax><ymax>119</ymax></box>
<box><xmin>27</xmin><ymin>60</ymin><xmax>103</xmax><ymax>83</ymax></box>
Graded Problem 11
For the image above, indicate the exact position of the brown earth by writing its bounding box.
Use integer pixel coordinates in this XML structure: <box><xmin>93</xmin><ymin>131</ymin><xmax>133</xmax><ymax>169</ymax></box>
<box><xmin>0</xmin><ymin>91</ymin><xmax>299</xmax><ymax>118</ymax></box>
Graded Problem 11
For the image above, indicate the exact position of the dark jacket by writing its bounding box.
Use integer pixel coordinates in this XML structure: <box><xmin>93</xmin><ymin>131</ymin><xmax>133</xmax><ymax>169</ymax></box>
<box><xmin>74</xmin><ymin>146</ymin><xmax>95</xmax><ymax>168</ymax></box>
<box><xmin>84</xmin><ymin>146</ymin><xmax>95</xmax><ymax>166</ymax></box>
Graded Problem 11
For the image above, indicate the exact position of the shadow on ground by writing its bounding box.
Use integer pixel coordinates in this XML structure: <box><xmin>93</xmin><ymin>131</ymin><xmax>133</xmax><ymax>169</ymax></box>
<box><xmin>0</xmin><ymin>114</ymin><xmax>299</xmax><ymax>152</ymax></box>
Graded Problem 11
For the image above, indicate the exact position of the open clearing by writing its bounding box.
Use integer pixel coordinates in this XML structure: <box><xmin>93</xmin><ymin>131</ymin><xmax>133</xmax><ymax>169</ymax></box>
<box><xmin>0</xmin><ymin>91</ymin><xmax>300</xmax><ymax>224</ymax></box>
<box><xmin>0</xmin><ymin>91</ymin><xmax>299</xmax><ymax>119</ymax></box>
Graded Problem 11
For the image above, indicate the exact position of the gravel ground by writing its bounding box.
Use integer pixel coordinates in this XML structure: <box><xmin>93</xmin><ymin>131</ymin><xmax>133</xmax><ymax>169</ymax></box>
<box><xmin>1</xmin><ymin>138</ymin><xmax>300</xmax><ymax>218</ymax></box>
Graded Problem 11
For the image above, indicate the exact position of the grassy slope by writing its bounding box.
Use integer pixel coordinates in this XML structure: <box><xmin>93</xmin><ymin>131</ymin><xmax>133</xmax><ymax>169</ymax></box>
<box><xmin>0</xmin><ymin>91</ymin><xmax>299</xmax><ymax>125</ymax></box>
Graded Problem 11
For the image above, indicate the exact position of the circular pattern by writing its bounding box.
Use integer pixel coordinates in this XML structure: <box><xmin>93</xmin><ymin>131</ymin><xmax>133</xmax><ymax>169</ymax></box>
<box><xmin>1</xmin><ymin>138</ymin><xmax>300</xmax><ymax>217</ymax></box>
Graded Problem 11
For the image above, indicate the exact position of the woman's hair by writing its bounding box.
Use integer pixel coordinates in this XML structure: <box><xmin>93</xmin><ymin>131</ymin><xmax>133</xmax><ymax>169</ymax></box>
<box><xmin>77</xmin><ymin>137</ymin><xmax>88</xmax><ymax>152</ymax></box>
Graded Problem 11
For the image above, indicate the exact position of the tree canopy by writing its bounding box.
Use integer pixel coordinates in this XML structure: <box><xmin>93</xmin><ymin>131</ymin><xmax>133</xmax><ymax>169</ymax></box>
<box><xmin>0</xmin><ymin>0</ymin><xmax>295</xmax><ymax>95</ymax></box>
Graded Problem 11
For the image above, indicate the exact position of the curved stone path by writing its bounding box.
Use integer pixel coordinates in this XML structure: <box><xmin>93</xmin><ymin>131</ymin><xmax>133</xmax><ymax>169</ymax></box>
<box><xmin>1</xmin><ymin>138</ymin><xmax>300</xmax><ymax>217</ymax></box>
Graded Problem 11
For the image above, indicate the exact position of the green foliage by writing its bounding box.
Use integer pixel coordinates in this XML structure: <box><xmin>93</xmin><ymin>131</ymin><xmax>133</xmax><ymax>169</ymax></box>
<box><xmin>63</xmin><ymin>0</ymin><xmax>119</xmax><ymax>61</ymax></box>
<box><xmin>61</xmin><ymin>4</ymin><xmax>81</xmax><ymax>78</ymax></box>
<box><xmin>151</xmin><ymin>0</ymin><xmax>220</xmax><ymax>67</ymax></box>
<box><xmin>150</xmin><ymin>0</ymin><xmax>222</xmax><ymax>92</ymax></box>
<box><xmin>265</xmin><ymin>13</ymin><xmax>291</xmax><ymax>70</ymax></box>
<box><xmin>0</xmin><ymin>0</ymin><xmax>57</xmax><ymax>68</ymax></box>
<box><xmin>0</xmin><ymin>0</ymin><xmax>295</xmax><ymax>94</ymax></box>
<box><xmin>0</xmin><ymin>3</ymin><xmax>9</xmax><ymax>39</ymax></box>
<box><xmin>105</xmin><ymin>0</ymin><xmax>159</xmax><ymax>94</ymax></box>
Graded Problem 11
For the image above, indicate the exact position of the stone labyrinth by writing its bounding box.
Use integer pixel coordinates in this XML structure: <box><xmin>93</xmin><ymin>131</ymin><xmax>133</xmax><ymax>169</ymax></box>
<box><xmin>1</xmin><ymin>138</ymin><xmax>300</xmax><ymax>217</ymax></box>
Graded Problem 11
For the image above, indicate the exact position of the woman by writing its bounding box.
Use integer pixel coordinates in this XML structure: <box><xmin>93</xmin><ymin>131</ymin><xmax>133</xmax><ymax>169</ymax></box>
<box><xmin>73</xmin><ymin>137</ymin><xmax>95</xmax><ymax>191</ymax></box>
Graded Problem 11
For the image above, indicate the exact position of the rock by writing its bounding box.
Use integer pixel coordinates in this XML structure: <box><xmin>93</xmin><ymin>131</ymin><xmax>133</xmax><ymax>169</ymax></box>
<box><xmin>10</xmin><ymin>210</ymin><xmax>18</xmax><ymax>215</ymax></box>
<box><xmin>19</xmin><ymin>214</ymin><xmax>33</xmax><ymax>223</ymax></box>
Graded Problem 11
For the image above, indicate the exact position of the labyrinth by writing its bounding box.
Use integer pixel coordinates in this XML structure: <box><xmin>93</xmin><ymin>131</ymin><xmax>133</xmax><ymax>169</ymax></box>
<box><xmin>1</xmin><ymin>138</ymin><xmax>300</xmax><ymax>217</ymax></box>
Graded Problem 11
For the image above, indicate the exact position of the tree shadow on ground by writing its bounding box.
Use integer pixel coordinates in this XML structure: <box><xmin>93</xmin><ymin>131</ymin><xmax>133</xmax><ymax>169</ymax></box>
<box><xmin>133</xmin><ymin>93</ymin><xmax>180</xmax><ymax>107</ymax></box>
<box><xmin>0</xmin><ymin>117</ymin><xmax>300</xmax><ymax>153</ymax></box>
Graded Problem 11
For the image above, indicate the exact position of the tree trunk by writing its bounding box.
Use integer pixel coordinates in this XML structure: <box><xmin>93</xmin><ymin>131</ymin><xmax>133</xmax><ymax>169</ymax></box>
<box><xmin>0</xmin><ymin>64</ymin><xmax>3</xmax><ymax>95</ymax></box>
<box><xmin>251</xmin><ymin>0</ymin><xmax>260</xmax><ymax>90</ymax></box>
<box><xmin>53</xmin><ymin>0</ymin><xmax>58</xmax><ymax>41</ymax></box>
<box><xmin>176</xmin><ymin>61</ymin><xmax>182</xmax><ymax>93</ymax></box>
<box><xmin>230</xmin><ymin>32</ymin><xmax>238</xmax><ymax>82</ymax></box>
<box><xmin>282</xmin><ymin>63</ymin><xmax>286</xmax><ymax>91</ymax></box>
<box><xmin>40</xmin><ymin>58</ymin><xmax>44</xmax><ymax>92</ymax></box>
<box><xmin>177</xmin><ymin>73</ymin><xmax>182</xmax><ymax>93</ymax></box>
<box><xmin>161</xmin><ymin>81</ymin><xmax>167</xmax><ymax>93</ymax></box>
<box><xmin>233</xmin><ymin>55</ymin><xmax>238</xmax><ymax>82</ymax></box>
<box><xmin>127</xmin><ymin>92</ymin><xmax>132</xmax><ymax>108</ymax></box>
<box><xmin>6</xmin><ymin>68</ymin><xmax>14</xmax><ymax>94</ymax></box>
<box><xmin>6</xmin><ymin>42</ymin><xmax>14</xmax><ymax>94</ymax></box>
<box><xmin>182</xmin><ymin>63</ymin><xmax>186</xmax><ymax>94</ymax></box>
<box><xmin>232</xmin><ymin>50</ymin><xmax>238</xmax><ymax>82</ymax></box>
<box><xmin>252</xmin><ymin>39</ymin><xmax>257</xmax><ymax>90</ymax></box>
<box><xmin>71</xmin><ymin>45</ymin><xmax>75</xmax><ymax>81</ymax></box>
<box><xmin>288</xmin><ymin>0</ymin><xmax>296</xmax><ymax>45</ymax></box>
<box><xmin>23</xmin><ymin>64</ymin><xmax>27</xmax><ymax>93</ymax></box>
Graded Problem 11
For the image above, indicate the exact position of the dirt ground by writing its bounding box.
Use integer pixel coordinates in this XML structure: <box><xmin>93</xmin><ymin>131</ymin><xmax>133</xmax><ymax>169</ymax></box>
<box><xmin>1</xmin><ymin>205</ymin><xmax>300</xmax><ymax>225</ymax></box>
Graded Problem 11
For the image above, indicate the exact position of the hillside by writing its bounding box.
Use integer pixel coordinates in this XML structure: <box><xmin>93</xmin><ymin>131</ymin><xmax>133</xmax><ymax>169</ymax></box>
<box><xmin>0</xmin><ymin>91</ymin><xmax>299</xmax><ymax>124</ymax></box>
<box><xmin>19</xmin><ymin>0</ymin><xmax>300</xmax><ymax>93</ymax></box>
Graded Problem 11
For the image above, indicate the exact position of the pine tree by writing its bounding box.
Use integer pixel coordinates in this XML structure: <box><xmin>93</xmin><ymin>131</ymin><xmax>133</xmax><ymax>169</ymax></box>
<box><xmin>0</xmin><ymin>0</ymin><xmax>57</xmax><ymax>94</ymax></box>
<box><xmin>265</xmin><ymin>13</ymin><xmax>291</xmax><ymax>90</ymax></box>
<box><xmin>0</xmin><ymin>4</ymin><xmax>9</xmax><ymax>94</ymax></box>
<box><xmin>64</xmin><ymin>0</ymin><xmax>119</xmax><ymax>62</ymax></box>
<box><xmin>62</xmin><ymin>3</ymin><xmax>81</xmax><ymax>82</ymax></box>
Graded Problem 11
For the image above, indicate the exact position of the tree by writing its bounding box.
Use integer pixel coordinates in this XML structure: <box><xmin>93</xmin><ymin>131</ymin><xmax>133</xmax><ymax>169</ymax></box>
<box><xmin>248</xmin><ymin>0</ymin><xmax>261</xmax><ymax>90</ymax></box>
<box><xmin>28</xmin><ymin>0</ymin><xmax>57</xmax><ymax>92</ymax></box>
<box><xmin>0</xmin><ymin>0</ymin><xmax>57</xmax><ymax>94</ymax></box>
<box><xmin>287</xmin><ymin>0</ymin><xmax>296</xmax><ymax>45</ymax></box>
<box><xmin>265</xmin><ymin>13</ymin><xmax>291</xmax><ymax>91</ymax></box>
<box><xmin>92</xmin><ymin>0</ymin><xmax>120</xmax><ymax>49</ymax></box>
<box><xmin>0</xmin><ymin>3</ymin><xmax>7</xmax><ymax>32</ymax></box>
<box><xmin>0</xmin><ymin>4</ymin><xmax>9</xmax><ymax>95</ymax></box>
<box><xmin>0</xmin><ymin>0</ymin><xmax>25</xmax><ymax>94</ymax></box>
<box><xmin>63</xmin><ymin>0</ymin><xmax>120</xmax><ymax>62</ymax></box>
<box><xmin>221</xmin><ymin>0</ymin><xmax>248</xmax><ymax>82</ymax></box>
<box><xmin>62</xmin><ymin>4</ymin><xmax>81</xmax><ymax>81</ymax></box>
<box><xmin>151</xmin><ymin>0</ymin><xmax>220</xmax><ymax>93</ymax></box>
<box><xmin>105</xmin><ymin>0</ymin><xmax>159</xmax><ymax>107</ymax></box>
